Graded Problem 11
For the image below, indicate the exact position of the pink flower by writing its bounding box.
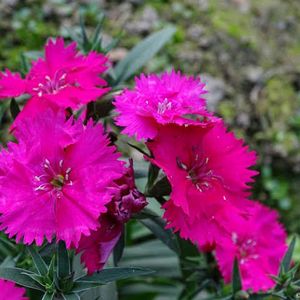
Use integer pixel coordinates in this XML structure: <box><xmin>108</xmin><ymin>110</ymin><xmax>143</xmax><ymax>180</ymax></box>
<box><xmin>76</xmin><ymin>160</ymin><xmax>147</xmax><ymax>274</ymax></box>
<box><xmin>147</xmin><ymin>123</ymin><xmax>257</xmax><ymax>219</ymax></box>
<box><xmin>215</xmin><ymin>202</ymin><xmax>287</xmax><ymax>292</ymax></box>
<box><xmin>147</xmin><ymin>123</ymin><xmax>257</xmax><ymax>248</ymax></box>
<box><xmin>114</xmin><ymin>70</ymin><xmax>217</xmax><ymax>140</ymax></box>
<box><xmin>0</xmin><ymin>280</ymin><xmax>28</xmax><ymax>300</ymax></box>
<box><xmin>0</xmin><ymin>111</ymin><xmax>124</xmax><ymax>248</ymax></box>
<box><xmin>0</xmin><ymin>37</ymin><xmax>109</xmax><ymax>125</ymax></box>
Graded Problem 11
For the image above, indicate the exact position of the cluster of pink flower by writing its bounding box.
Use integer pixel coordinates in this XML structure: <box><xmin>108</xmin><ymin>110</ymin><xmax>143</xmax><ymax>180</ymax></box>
<box><xmin>0</xmin><ymin>37</ymin><xmax>287</xmax><ymax>293</ymax></box>
<box><xmin>0</xmin><ymin>38</ymin><xmax>146</xmax><ymax>276</ymax></box>
<box><xmin>114</xmin><ymin>71</ymin><xmax>287</xmax><ymax>292</ymax></box>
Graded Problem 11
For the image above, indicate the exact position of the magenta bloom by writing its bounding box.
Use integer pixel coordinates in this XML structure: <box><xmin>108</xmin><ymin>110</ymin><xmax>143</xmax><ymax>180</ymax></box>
<box><xmin>0</xmin><ymin>37</ymin><xmax>109</xmax><ymax>124</ymax></box>
<box><xmin>147</xmin><ymin>123</ymin><xmax>257</xmax><ymax>248</ymax></box>
<box><xmin>76</xmin><ymin>160</ymin><xmax>147</xmax><ymax>274</ymax></box>
<box><xmin>215</xmin><ymin>202</ymin><xmax>287</xmax><ymax>292</ymax></box>
<box><xmin>0</xmin><ymin>111</ymin><xmax>124</xmax><ymax>248</ymax></box>
<box><xmin>0</xmin><ymin>280</ymin><xmax>28</xmax><ymax>300</ymax></box>
<box><xmin>147</xmin><ymin>123</ymin><xmax>257</xmax><ymax>217</ymax></box>
<box><xmin>114</xmin><ymin>70</ymin><xmax>217</xmax><ymax>140</ymax></box>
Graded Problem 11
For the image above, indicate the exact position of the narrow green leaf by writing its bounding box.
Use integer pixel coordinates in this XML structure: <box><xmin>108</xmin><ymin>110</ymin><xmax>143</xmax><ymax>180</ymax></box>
<box><xmin>147</xmin><ymin>176</ymin><xmax>171</xmax><ymax>197</ymax></box>
<box><xmin>57</xmin><ymin>241</ymin><xmax>70</xmax><ymax>279</ymax></box>
<box><xmin>127</xmin><ymin>142</ymin><xmax>150</xmax><ymax>157</ymax></box>
<box><xmin>92</xmin><ymin>15</ymin><xmax>105</xmax><ymax>45</ymax></box>
<box><xmin>79</xmin><ymin>15</ymin><xmax>89</xmax><ymax>50</ymax></box>
<box><xmin>146</xmin><ymin>163</ymin><xmax>160</xmax><ymax>192</ymax></box>
<box><xmin>113</xmin><ymin>230</ymin><xmax>125</xmax><ymax>266</ymax></box>
<box><xmin>10</xmin><ymin>98</ymin><xmax>20</xmax><ymax>120</ymax></box>
<box><xmin>282</xmin><ymin>236</ymin><xmax>296</xmax><ymax>273</ymax></box>
<box><xmin>73</xmin><ymin>267</ymin><xmax>154</xmax><ymax>292</ymax></box>
<box><xmin>20</xmin><ymin>53</ymin><xmax>30</xmax><ymax>75</ymax></box>
<box><xmin>0</xmin><ymin>267</ymin><xmax>44</xmax><ymax>291</ymax></box>
<box><xmin>25</xmin><ymin>273</ymin><xmax>45</xmax><ymax>286</ymax></box>
<box><xmin>28</xmin><ymin>245</ymin><xmax>48</xmax><ymax>276</ymax></box>
<box><xmin>0</xmin><ymin>235</ymin><xmax>17</xmax><ymax>253</ymax></box>
<box><xmin>133</xmin><ymin>207</ymin><xmax>158</xmax><ymax>220</ymax></box>
<box><xmin>232</xmin><ymin>258</ymin><xmax>242</xmax><ymax>293</ymax></box>
<box><xmin>139</xmin><ymin>216</ymin><xmax>180</xmax><ymax>254</ymax></box>
<box><xmin>62</xmin><ymin>293</ymin><xmax>80</xmax><ymax>300</ymax></box>
<box><xmin>42</xmin><ymin>293</ymin><xmax>55</xmax><ymax>300</ymax></box>
<box><xmin>113</xmin><ymin>26</ymin><xmax>176</xmax><ymax>85</ymax></box>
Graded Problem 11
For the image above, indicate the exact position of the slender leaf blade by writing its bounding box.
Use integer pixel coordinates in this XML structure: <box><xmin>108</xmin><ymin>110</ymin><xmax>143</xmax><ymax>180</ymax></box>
<box><xmin>232</xmin><ymin>258</ymin><xmax>242</xmax><ymax>293</ymax></box>
<box><xmin>113</xmin><ymin>26</ymin><xmax>176</xmax><ymax>85</ymax></box>
<box><xmin>282</xmin><ymin>236</ymin><xmax>296</xmax><ymax>272</ymax></box>
<box><xmin>57</xmin><ymin>241</ymin><xmax>70</xmax><ymax>279</ymax></box>
<box><xmin>42</xmin><ymin>292</ymin><xmax>55</xmax><ymax>300</ymax></box>
<box><xmin>10</xmin><ymin>98</ymin><xmax>20</xmax><ymax>120</ymax></box>
<box><xmin>0</xmin><ymin>267</ymin><xmax>45</xmax><ymax>291</ymax></box>
<box><xmin>28</xmin><ymin>245</ymin><xmax>48</xmax><ymax>276</ymax></box>
<box><xmin>73</xmin><ymin>267</ymin><xmax>154</xmax><ymax>291</ymax></box>
<box><xmin>139</xmin><ymin>217</ymin><xmax>180</xmax><ymax>254</ymax></box>
<box><xmin>113</xmin><ymin>230</ymin><xmax>125</xmax><ymax>266</ymax></box>
<box><xmin>62</xmin><ymin>293</ymin><xmax>80</xmax><ymax>300</ymax></box>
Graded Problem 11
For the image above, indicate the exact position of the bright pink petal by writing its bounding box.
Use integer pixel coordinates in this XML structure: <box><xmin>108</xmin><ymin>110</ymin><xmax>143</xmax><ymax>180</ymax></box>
<box><xmin>0</xmin><ymin>70</ymin><xmax>27</xmax><ymax>99</ymax></box>
<box><xmin>215</xmin><ymin>202</ymin><xmax>287</xmax><ymax>292</ymax></box>
<box><xmin>114</xmin><ymin>70</ymin><xmax>217</xmax><ymax>140</ymax></box>
<box><xmin>147</xmin><ymin>123</ymin><xmax>257</xmax><ymax>218</ymax></box>
<box><xmin>0</xmin><ymin>280</ymin><xmax>28</xmax><ymax>300</ymax></box>
<box><xmin>0</xmin><ymin>111</ymin><xmax>124</xmax><ymax>247</ymax></box>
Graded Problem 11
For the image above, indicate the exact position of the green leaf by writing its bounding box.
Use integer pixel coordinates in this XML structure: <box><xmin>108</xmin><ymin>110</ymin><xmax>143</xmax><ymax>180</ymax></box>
<box><xmin>146</xmin><ymin>163</ymin><xmax>160</xmax><ymax>192</ymax></box>
<box><xmin>92</xmin><ymin>15</ymin><xmax>105</xmax><ymax>45</ymax></box>
<box><xmin>147</xmin><ymin>176</ymin><xmax>171</xmax><ymax>197</ymax></box>
<box><xmin>139</xmin><ymin>216</ymin><xmax>180</xmax><ymax>254</ymax></box>
<box><xmin>28</xmin><ymin>245</ymin><xmax>48</xmax><ymax>276</ymax></box>
<box><xmin>25</xmin><ymin>272</ymin><xmax>46</xmax><ymax>286</ymax></box>
<box><xmin>10</xmin><ymin>98</ymin><xmax>20</xmax><ymax>120</ymax></box>
<box><xmin>113</xmin><ymin>26</ymin><xmax>176</xmax><ymax>86</ymax></box>
<box><xmin>57</xmin><ymin>241</ymin><xmax>71</xmax><ymax>279</ymax></box>
<box><xmin>73</xmin><ymin>267</ymin><xmax>154</xmax><ymax>292</ymax></box>
<box><xmin>0</xmin><ymin>267</ymin><xmax>44</xmax><ymax>291</ymax></box>
<box><xmin>113</xmin><ymin>230</ymin><xmax>125</xmax><ymax>266</ymax></box>
<box><xmin>282</xmin><ymin>236</ymin><xmax>296</xmax><ymax>273</ymax></box>
<box><xmin>232</xmin><ymin>258</ymin><xmax>242</xmax><ymax>293</ymax></box>
<box><xmin>62</xmin><ymin>293</ymin><xmax>80</xmax><ymax>300</ymax></box>
<box><xmin>127</xmin><ymin>142</ymin><xmax>150</xmax><ymax>157</ymax></box>
<box><xmin>42</xmin><ymin>293</ymin><xmax>55</xmax><ymax>300</ymax></box>
<box><xmin>79</xmin><ymin>15</ymin><xmax>89</xmax><ymax>50</ymax></box>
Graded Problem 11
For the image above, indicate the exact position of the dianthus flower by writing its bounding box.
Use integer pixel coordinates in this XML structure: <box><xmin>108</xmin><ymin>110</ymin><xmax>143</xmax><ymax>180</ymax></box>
<box><xmin>146</xmin><ymin>123</ymin><xmax>257</xmax><ymax>249</ymax></box>
<box><xmin>76</xmin><ymin>160</ymin><xmax>147</xmax><ymax>274</ymax></box>
<box><xmin>147</xmin><ymin>123</ymin><xmax>257</xmax><ymax>219</ymax></box>
<box><xmin>114</xmin><ymin>70</ymin><xmax>217</xmax><ymax>140</ymax></box>
<box><xmin>0</xmin><ymin>280</ymin><xmax>28</xmax><ymax>300</ymax></box>
<box><xmin>215</xmin><ymin>202</ymin><xmax>287</xmax><ymax>292</ymax></box>
<box><xmin>0</xmin><ymin>111</ymin><xmax>124</xmax><ymax>248</ymax></box>
<box><xmin>0</xmin><ymin>38</ymin><xmax>109</xmax><ymax>125</ymax></box>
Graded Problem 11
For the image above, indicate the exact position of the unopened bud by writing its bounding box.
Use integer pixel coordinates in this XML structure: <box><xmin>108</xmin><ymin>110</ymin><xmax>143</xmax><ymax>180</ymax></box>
<box><xmin>234</xmin><ymin>290</ymin><xmax>250</xmax><ymax>300</ymax></box>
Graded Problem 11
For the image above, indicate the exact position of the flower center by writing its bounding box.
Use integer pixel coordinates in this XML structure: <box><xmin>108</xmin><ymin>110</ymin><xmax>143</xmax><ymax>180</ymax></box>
<box><xmin>176</xmin><ymin>150</ymin><xmax>222</xmax><ymax>192</ymax></box>
<box><xmin>232</xmin><ymin>232</ymin><xmax>259</xmax><ymax>264</ymax></box>
<box><xmin>157</xmin><ymin>98</ymin><xmax>172</xmax><ymax>114</ymax></box>
<box><xmin>33</xmin><ymin>71</ymin><xmax>68</xmax><ymax>97</ymax></box>
<box><xmin>34</xmin><ymin>159</ymin><xmax>72</xmax><ymax>198</ymax></box>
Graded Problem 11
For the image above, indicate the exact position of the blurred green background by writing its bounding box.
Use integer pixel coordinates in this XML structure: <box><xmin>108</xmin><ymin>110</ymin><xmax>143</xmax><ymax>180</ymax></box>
<box><xmin>0</xmin><ymin>0</ymin><xmax>300</xmax><ymax>298</ymax></box>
